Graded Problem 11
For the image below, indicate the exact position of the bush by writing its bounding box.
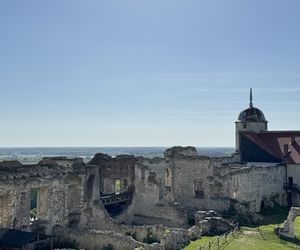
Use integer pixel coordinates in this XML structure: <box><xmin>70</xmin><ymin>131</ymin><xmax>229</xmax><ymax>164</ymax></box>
<box><xmin>164</xmin><ymin>229</ymin><xmax>171</xmax><ymax>237</ymax></box>
<box><xmin>143</xmin><ymin>228</ymin><xmax>158</xmax><ymax>244</ymax></box>
<box><xmin>125</xmin><ymin>231</ymin><xmax>137</xmax><ymax>240</ymax></box>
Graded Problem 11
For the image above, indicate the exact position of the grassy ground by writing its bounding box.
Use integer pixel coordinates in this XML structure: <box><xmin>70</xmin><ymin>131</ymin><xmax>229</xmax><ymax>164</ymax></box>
<box><xmin>295</xmin><ymin>217</ymin><xmax>300</xmax><ymax>239</ymax></box>
<box><xmin>183</xmin><ymin>236</ymin><xmax>218</xmax><ymax>250</ymax></box>
<box><xmin>183</xmin><ymin>207</ymin><xmax>300</xmax><ymax>250</ymax></box>
<box><xmin>184</xmin><ymin>225</ymin><xmax>300</xmax><ymax>250</ymax></box>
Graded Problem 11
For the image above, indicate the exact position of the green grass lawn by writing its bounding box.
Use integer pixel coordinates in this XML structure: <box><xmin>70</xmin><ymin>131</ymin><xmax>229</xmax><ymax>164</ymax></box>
<box><xmin>184</xmin><ymin>225</ymin><xmax>300</xmax><ymax>250</ymax></box>
<box><xmin>183</xmin><ymin>207</ymin><xmax>300</xmax><ymax>250</ymax></box>
<box><xmin>183</xmin><ymin>236</ymin><xmax>218</xmax><ymax>250</ymax></box>
<box><xmin>295</xmin><ymin>217</ymin><xmax>300</xmax><ymax>239</ymax></box>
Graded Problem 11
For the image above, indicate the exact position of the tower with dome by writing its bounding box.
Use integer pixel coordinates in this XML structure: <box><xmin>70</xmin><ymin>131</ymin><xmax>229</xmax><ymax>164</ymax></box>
<box><xmin>235</xmin><ymin>89</ymin><xmax>300</xmax><ymax>164</ymax></box>
<box><xmin>235</xmin><ymin>88</ymin><xmax>268</xmax><ymax>152</ymax></box>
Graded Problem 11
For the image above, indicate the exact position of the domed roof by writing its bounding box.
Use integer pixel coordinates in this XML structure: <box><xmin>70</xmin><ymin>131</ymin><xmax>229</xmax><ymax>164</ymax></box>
<box><xmin>237</xmin><ymin>88</ymin><xmax>267</xmax><ymax>122</ymax></box>
<box><xmin>238</xmin><ymin>107</ymin><xmax>267</xmax><ymax>122</ymax></box>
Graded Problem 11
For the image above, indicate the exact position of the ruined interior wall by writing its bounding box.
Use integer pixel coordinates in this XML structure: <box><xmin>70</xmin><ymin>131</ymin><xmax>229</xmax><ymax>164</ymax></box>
<box><xmin>137</xmin><ymin>157</ymin><xmax>168</xmax><ymax>202</ymax></box>
<box><xmin>0</xmin><ymin>192</ymin><xmax>11</xmax><ymax>228</ymax></box>
<box><xmin>64</xmin><ymin>174</ymin><xmax>87</xmax><ymax>229</ymax></box>
<box><xmin>117</xmin><ymin>157</ymin><xmax>186</xmax><ymax>227</ymax></box>
<box><xmin>84</xmin><ymin>165</ymin><xmax>110</xmax><ymax>227</ymax></box>
<box><xmin>89</xmin><ymin>154</ymin><xmax>135</xmax><ymax>194</ymax></box>
<box><xmin>117</xmin><ymin>147</ymin><xmax>286</xmax><ymax>226</ymax></box>
<box><xmin>38</xmin><ymin>187</ymin><xmax>49</xmax><ymax>218</ymax></box>
<box><xmin>0</xmin><ymin>159</ymin><xmax>88</xmax><ymax>234</ymax></box>
<box><xmin>0</xmin><ymin>176</ymin><xmax>62</xmax><ymax>232</ymax></box>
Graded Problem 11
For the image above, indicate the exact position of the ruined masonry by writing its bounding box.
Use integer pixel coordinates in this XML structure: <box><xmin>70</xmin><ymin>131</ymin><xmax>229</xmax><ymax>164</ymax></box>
<box><xmin>1</xmin><ymin>89</ymin><xmax>300</xmax><ymax>249</ymax></box>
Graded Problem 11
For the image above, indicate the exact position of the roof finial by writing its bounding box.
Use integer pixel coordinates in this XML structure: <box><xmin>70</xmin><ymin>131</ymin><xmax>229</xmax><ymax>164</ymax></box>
<box><xmin>249</xmin><ymin>87</ymin><xmax>253</xmax><ymax>108</ymax></box>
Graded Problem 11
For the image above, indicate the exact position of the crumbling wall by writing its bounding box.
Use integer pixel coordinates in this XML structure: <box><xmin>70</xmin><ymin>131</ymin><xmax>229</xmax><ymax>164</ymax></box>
<box><xmin>0</xmin><ymin>191</ymin><xmax>11</xmax><ymax>228</ymax></box>
<box><xmin>0</xmin><ymin>158</ymin><xmax>87</xmax><ymax>234</ymax></box>
<box><xmin>117</xmin><ymin>146</ymin><xmax>286</xmax><ymax>226</ymax></box>
<box><xmin>165</xmin><ymin>147</ymin><xmax>231</xmax><ymax>212</ymax></box>
<box><xmin>214</xmin><ymin>162</ymin><xmax>286</xmax><ymax>212</ymax></box>
<box><xmin>57</xmin><ymin>228</ymin><xmax>151</xmax><ymax>250</ymax></box>
<box><xmin>117</xmin><ymin>157</ymin><xmax>186</xmax><ymax>227</ymax></box>
<box><xmin>58</xmin><ymin>224</ymin><xmax>191</xmax><ymax>250</ymax></box>
<box><xmin>0</xmin><ymin>146</ymin><xmax>289</xmax><ymax>242</ymax></box>
<box><xmin>165</xmin><ymin>146</ymin><xmax>285</xmax><ymax>214</ymax></box>
<box><xmin>89</xmin><ymin>154</ymin><xmax>135</xmax><ymax>194</ymax></box>
<box><xmin>195</xmin><ymin>210</ymin><xmax>234</xmax><ymax>235</ymax></box>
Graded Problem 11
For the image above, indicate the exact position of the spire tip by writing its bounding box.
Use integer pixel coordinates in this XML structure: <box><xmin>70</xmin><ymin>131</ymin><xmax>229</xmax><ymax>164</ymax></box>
<box><xmin>249</xmin><ymin>88</ymin><xmax>253</xmax><ymax>108</ymax></box>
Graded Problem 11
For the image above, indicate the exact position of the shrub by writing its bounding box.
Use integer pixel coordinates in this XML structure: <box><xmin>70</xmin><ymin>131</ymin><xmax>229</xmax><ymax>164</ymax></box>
<box><xmin>125</xmin><ymin>231</ymin><xmax>137</xmax><ymax>240</ymax></box>
<box><xmin>143</xmin><ymin>228</ymin><xmax>158</xmax><ymax>244</ymax></box>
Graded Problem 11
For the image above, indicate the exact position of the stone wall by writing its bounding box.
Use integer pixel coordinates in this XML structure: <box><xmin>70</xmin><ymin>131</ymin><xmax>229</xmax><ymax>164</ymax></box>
<box><xmin>116</xmin><ymin>157</ymin><xmax>186</xmax><ymax>227</ymax></box>
<box><xmin>0</xmin><ymin>158</ymin><xmax>88</xmax><ymax>234</ymax></box>
<box><xmin>165</xmin><ymin>147</ymin><xmax>286</xmax><ymax>215</ymax></box>
<box><xmin>287</xmin><ymin>164</ymin><xmax>300</xmax><ymax>206</ymax></box>
<box><xmin>0</xmin><ymin>146</ymin><xmax>292</xmax><ymax>249</ymax></box>
<box><xmin>214</xmin><ymin>162</ymin><xmax>286</xmax><ymax>212</ymax></box>
<box><xmin>89</xmin><ymin>153</ymin><xmax>135</xmax><ymax>194</ymax></box>
<box><xmin>164</xmin><ymin>148</ymin><xmax>232</xmax><ymax>213</ymax></box>
<box><xmin>58</xmin><ymin>224</ymin><xmax>191</xmax><ymax>250</ymax></box>
<box><xmin>118</xmin><ymin>146</ymin><xmax>287</xmax><ymax>226</ymax></box>
<box><xmin>166</xmin><ymin>151</ymin><xmax>223</xmax><ymax>211</ymax></box>
<box><xmin>60</xmin><ymin>229</ymin><xmax>157</xmax><ymax>250</ymax></box>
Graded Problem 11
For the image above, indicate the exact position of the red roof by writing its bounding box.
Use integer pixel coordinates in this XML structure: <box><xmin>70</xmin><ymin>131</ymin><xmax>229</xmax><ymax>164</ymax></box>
<box><xmin>242</xmin><ymin>131</ymin><xmax>300</xmax><ymax>164</ymax></box>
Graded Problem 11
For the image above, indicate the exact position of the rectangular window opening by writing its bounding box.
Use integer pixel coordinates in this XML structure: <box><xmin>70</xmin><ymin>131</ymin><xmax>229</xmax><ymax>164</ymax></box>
<box><xmin>30</xmin><ymin>189</ymin><xmax>38</xmax><ymax>222</ymax></box>
<box><xmin>114</xmin><ymin>179</ymin><xmax>121</xmax><ymax>194</ymax></box>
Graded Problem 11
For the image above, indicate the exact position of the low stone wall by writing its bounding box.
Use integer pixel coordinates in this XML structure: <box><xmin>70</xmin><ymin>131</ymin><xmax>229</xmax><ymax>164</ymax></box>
<box><xmin>160</xmin><ymin>228</ymin><xmax>190</xmax><ymax>250</ymax></box>
<box><xmin>84</xmin><ymin>204</ymin><xmax>170</xmax><ymax>242</ymax></box>
<box><xmin>195</xmin><ymin>210</ymin><xmax>235</xmax><ymax>236</ymax></box>
<box><xmin>59</xmin><ymin>227</ymin><xmax>191</xmax><ymax>250</ymax></box>
<box><xmin>59</xmin><ymin>229</ymin><xmax>160</xmax><ymax>250</ymax></box>
<box><xmin>55</xmin><ymin>208</ymin><xmax>194</xmax><ymax>250</ymax></box>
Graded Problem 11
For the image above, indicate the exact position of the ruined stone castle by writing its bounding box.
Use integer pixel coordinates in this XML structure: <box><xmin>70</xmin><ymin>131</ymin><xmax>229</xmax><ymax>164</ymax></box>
<box><xmin>1</xmin><ymin>89</ymin><xmax>300</xmax><ymax>249</ymax></box>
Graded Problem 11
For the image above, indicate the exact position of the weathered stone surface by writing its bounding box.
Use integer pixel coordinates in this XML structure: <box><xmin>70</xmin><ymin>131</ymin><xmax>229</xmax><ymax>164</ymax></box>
<box><xmin>60</xmin><ymin>229</ymin><xmax>150</xmax><ymax>250</ymax></box>
<box><xmin>0</xmin><ymin>146</ymin><xmax>289</xmax><ymax>249</ymax></box>
<box><xmin>279</xmin><ymin>207</ymin><xmax>300</xmax><ymax>238</ymax></box>
<box><xmin>195</xmin><ymin>210</ymin><xmax>234</xmax><ymax>235</ymax></box>
<box><xmin>89</xmin><ymin>153</ymin><xmax>135</xmax><ymax>195</ymax></box>
<box><xmin>160</xmin><ymin>228</ymin><xmax>190</xmax><ymax>250</ymax></box>
<box><xmin>164</xmin><ymin>146</ymin><xmax>198</xmax><ymax>158</ymax></box>
<box><xmin>187</xmin><ymin>225</ymin><xmax>202</xmax><ymax>240</ymax></box>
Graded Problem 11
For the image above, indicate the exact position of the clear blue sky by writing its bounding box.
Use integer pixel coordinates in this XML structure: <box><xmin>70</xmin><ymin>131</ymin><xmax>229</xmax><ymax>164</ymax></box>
<box><xmin>0</xmin><ymin>0</ymin><xmax>300</xmax><ymax>147</ymax></box>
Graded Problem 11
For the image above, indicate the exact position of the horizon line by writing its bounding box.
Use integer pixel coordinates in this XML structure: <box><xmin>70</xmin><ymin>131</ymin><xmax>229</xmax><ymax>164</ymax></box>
<box><xmin>0</xmin><ymin>145</ymin><xmax>235</xmax><ymax>149</ymax></box>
